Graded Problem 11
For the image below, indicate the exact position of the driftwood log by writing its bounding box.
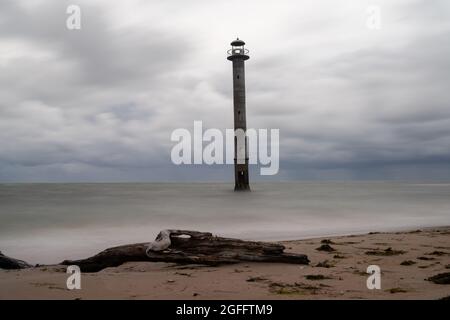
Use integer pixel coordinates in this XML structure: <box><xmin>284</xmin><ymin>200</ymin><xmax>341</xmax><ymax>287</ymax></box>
<box><xmin>62</xmin><ymin>230</ymin><xmax>309</xmax><ymax>272</ymax></box>
<box><xmin>0</xmin><ymin>251</ymin><xmax>31</xmax><ymax>270</ymax></box>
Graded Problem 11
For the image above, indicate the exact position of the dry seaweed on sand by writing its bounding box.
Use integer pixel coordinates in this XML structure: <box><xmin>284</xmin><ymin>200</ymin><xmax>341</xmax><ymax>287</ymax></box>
<box><xmin>417</xmin><ymin>256</ymin><xmax>435</xmax><ymax>261</ymax></box>
<box><xmin>426</xmin><ymin>272</ymin><xmax>450</xmax><ymax>285</ymax></box>
<box><xmin>246</xmin><ymin>276</ymin><xmax>268</xmax><ymax>282</ymax></box>
<box><xmin>400</xmin><ymin>260</ymin><xmax>416</xmax><ymax>266</ymax></box>
<box><xmin>316</xmin><ymin>244</ymin><xmax>336</xmax><ymax>252</ymax></box>
<box><xmin>365</xmin><ymin>247</ymin><xmax>406</xmax><ymax>256</ymax></box>
<box><xmin>426</xmin><ymin>251</ymin><xmax>448</xmax><ymax>256</ymax></box>
<box><xmin>269</xmin><ymin>281</ymin><xmax>321</xmax><ymax>295</ymax></box>
<box><xmin>387</xmin><ymin>287</ymin><xmax>408</xmax><ymax>294</ymax></box>
<box><xmin>315</xmin><ymin>260</ymin><xmax>335</xmax><ymax>268</ymax></box>
<box><xmin>305</xmin><ymin>274</ymin><xmax>332</xmax><ymax>280</ymax></box>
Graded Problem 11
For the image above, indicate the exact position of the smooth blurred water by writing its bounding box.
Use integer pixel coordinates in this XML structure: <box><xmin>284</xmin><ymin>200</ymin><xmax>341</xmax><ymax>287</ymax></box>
<box><xmin>0</xmin><ymin>182</ymin><xmax>449</xmax><ymax>264</ymax></box>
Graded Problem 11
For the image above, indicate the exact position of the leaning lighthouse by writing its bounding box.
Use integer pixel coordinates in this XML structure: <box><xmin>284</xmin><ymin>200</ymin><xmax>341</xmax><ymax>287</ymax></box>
<box><xmin>227</xmin><ymin>38</ymin><xmax>250</xmax><ymax>191</ymax></box>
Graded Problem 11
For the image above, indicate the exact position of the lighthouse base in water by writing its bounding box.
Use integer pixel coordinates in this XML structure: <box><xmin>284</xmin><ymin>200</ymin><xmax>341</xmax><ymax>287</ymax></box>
<box><xmin>234</xmin><ymin>162</ymin><xmax>250</xmax><ymax>191</ymax></box>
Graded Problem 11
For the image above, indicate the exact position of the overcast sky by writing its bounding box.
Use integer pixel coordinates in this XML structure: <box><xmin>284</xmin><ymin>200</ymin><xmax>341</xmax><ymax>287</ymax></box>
<box><xmin>1</xmin><ymin>0</ymin><xmax>449</xmax><ymax>182</ymax></box>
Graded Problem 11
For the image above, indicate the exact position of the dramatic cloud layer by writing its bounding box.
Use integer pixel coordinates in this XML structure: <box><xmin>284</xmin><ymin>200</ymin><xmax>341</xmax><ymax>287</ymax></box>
<box><xmin>1</xmin><ymin>0</ymin><xmax>449</xmax><ymax>181</ymax></box>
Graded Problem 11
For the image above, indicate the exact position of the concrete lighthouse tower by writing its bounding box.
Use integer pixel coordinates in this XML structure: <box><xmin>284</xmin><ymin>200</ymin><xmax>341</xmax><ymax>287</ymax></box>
<box><xmin>227</xmin><ymin>38</ymin><xmax>250</xmax><ymax>191</ymax></box>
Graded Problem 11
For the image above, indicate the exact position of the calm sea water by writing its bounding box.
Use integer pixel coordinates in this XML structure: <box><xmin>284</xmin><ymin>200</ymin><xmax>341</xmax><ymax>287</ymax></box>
<box><xmin>1</xmin><ymin>182</ymin><xmax>449</xmax><ymax>264</ymax></box>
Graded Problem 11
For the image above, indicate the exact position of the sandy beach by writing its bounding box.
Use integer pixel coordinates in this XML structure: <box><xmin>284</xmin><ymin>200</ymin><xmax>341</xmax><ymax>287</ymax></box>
<box><xmin>1</xmin><ymin>227</ymin><xmax>449</xmax><ymax>300</ymax></box>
